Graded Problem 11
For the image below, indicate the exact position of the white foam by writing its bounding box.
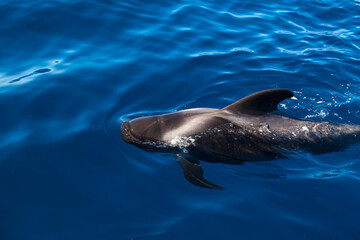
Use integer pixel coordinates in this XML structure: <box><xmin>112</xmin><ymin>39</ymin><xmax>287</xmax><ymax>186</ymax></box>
<box><xmin>302</xmin><ymin>126</ymin><xmax>309</xmax><ymax>132</ymax></box>
<box><xmin>169</xmin><ymin>136</ymin><xmax>195</xmax><ymax>149</ymax></box>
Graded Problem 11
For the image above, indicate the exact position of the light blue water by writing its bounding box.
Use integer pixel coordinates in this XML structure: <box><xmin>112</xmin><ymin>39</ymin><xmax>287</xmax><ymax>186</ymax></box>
<box><xmin>1</xmin><ymin>0</ymin><xmax>360</xmax><ymax>239</ymax></box>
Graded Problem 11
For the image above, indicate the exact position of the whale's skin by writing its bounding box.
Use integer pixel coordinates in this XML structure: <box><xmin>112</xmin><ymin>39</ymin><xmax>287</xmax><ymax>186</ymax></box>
<box><xmin>120</xmin><ymin>89</ymin><xmax>360</xmax><ymax>188</ymax></box>
<box><xmin>121</xmin><ymin>105</ymin><xmax>360</xmax><ymax>162</ymax></box>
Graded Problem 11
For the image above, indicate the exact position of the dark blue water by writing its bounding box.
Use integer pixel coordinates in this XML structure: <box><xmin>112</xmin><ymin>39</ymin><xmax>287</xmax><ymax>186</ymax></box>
<box><xmin>1</xmin><ymin>0</ymin><xmax>360</xmax><ymax>239</ymax></box>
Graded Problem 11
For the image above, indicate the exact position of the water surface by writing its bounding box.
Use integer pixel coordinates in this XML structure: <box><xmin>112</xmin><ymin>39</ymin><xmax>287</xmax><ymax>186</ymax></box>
<box><xmin>1</xmin><ymin>0</ymin><xmax>360</xmax><ymax>239</ymax></box>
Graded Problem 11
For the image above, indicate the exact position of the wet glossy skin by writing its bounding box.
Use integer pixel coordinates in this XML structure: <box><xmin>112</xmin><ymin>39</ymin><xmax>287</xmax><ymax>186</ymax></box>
<box><xmin>121</xmin><ymin>107</ymin><xmax>360</xmax><ymax>162</ymax></box>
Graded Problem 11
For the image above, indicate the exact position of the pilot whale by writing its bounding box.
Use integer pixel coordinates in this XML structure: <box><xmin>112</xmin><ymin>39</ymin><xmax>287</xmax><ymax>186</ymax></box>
<box><xmin>121</xmin><ymin>89</ymin><xmax>360</xmax><ymax>189</ymax></box>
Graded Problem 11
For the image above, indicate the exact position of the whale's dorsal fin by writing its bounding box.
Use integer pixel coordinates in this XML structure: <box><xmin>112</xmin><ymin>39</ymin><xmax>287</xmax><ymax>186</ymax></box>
<box><xmin>222</xmin><ymin>88</ymin><xmax>294</xmax><ymax>115</ymax></box>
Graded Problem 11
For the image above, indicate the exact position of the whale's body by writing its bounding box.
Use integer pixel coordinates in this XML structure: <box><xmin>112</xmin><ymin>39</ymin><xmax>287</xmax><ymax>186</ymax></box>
<box><xmin>121</xmin><ymin>89</ymin><xmax>360</xmax><ymax>189</ymax></box>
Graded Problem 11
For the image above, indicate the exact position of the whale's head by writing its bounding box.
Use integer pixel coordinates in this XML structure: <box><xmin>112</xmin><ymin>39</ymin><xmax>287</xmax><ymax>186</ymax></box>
<box><xmin>120</xmin><ymin>115</ymin><xmax>172</xmax><ymax>152</ymax></box>
<box><xmin>120</xmin><ymin>108</ymin><xmax>218</xmax><ymax>152</ymax></box>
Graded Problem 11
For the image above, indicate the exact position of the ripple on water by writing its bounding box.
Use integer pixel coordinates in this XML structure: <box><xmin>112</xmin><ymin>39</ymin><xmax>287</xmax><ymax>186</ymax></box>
<box><xmin>8</xmin><ymin>68</ymin><xmax>51</xmax><ymax>83</ymax></box>
<box><xmin>1</xmin><ymin>0</ymin><xmax>360</xmax><ymax>239</ymax></box>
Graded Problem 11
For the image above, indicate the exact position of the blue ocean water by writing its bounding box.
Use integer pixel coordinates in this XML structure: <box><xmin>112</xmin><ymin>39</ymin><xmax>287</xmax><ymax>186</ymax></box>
<box><xmin>1</xmin><ymin>0</ymin><xmax>360</xmax><ymax>239</ymax></box>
